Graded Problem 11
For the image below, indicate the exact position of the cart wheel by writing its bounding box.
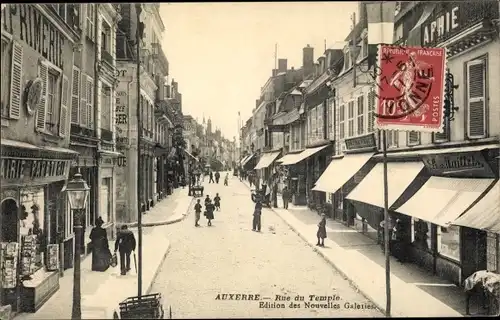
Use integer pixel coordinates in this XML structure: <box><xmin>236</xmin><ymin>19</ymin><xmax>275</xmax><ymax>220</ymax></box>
<box><xmin>113</xmin><ymin>311</ymin><xmax>120</xmax><ymax>319</ymax></box>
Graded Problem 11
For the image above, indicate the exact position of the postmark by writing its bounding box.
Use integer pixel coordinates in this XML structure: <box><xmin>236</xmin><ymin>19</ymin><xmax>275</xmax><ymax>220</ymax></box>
<box><xmin>373</xmin><ymin>45</ymin><xmax>446</xmax><ymax>133</ymax></box>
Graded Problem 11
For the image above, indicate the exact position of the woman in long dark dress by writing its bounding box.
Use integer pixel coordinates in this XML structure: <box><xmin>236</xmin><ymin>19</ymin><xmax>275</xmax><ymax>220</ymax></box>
<box><xmin>316</xmin><ymin>213</ymin><xmax>327</xmax><ymax>247</ymax></box>
<box><xmin>89</xmin><ymin>217</ymin><xmax>111</xmax><ymax>271</ymax></box>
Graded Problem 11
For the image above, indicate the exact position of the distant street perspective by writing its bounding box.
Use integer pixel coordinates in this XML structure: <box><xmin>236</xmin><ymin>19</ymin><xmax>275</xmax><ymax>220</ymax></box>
<box><xmin>1</xmin><ymin>2</ymin><xmax>500</xmax><ymax>320</ymax></box>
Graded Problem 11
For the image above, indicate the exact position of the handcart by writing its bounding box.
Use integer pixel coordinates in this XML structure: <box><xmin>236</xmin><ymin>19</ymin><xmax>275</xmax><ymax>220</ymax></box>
<box><xmin>114</xmin><ymin>293</ymin><xmax>172</xmax><ymax>319</ymax></box>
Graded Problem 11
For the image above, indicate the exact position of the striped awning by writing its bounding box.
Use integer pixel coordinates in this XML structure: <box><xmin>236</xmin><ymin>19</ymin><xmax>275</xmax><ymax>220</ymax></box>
<box><xmin>278</xmin><ymin>145</ymin><xmax>329</xmax><ymax>166</ymax></box>
<box><xmin>254</xmin><ymin>151</ymin><xmax>281</xmax><ymax>170</ymax></box>
<box><xmin>241</xmin><ymin>153</ymin><xmax>255</xmax><ymax>167</ymax></box>
<box><xmin>453</xmin><ymin>181</ymin><xmax>500</xmax><ymax>233</ymax></box>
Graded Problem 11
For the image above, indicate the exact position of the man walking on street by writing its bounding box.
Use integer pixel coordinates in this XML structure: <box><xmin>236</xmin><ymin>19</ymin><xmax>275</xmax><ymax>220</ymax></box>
<box><xmin>282</xmin><ymin>186</ymin><xmax>290</xmax><ymax>209</ymax></box>
<box><xmin>209</xmin><ymin>171</ymin><xmax>215</xmax><ymax>183</ymax></box>
<box><xmin>215</xmin><ymin>171</ymin><xmax>220</xmax><ymax>184</ymax></box>
<box><xmin>194</xmin><ymin>199</ymin><xmax>202</xmax><ymax>227</ymax></box>
<box><xmin>114</xmin><ymin>225</ymin><xmax>136</xmax><ymax>275</ymax></box>
<box><xmin>252</xmin><ymin>198</ymin><xmax>263</xmax><ymax>232</ymax></box>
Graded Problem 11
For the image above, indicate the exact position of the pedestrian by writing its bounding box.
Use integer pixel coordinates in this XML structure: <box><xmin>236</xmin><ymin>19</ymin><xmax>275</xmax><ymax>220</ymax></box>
<box><xmin>89</xmin><ymin>217</ymin><xmax>111</xmax><ymax>272</ymax></box>
<box><xmin>272</xmin><ymin>183</ymin><xmax>278</xmax><ymax>208</ymax></box>
<box><xmin>114</xmin><ymin>225</ymin><xmax>136</xmax><ymax>275</ymax></box>
<box><xmin>205</xmin><ymin>199</ymin><xmax>215</xmax><ymax>226</ymax></box>
<box><xmin>209</xmin><ymin>171</ymin><xmax>215</xmax><ymax>183</ymax></box>
<box><xmin>282</xmin><ymin>186</ymin><xmax>290</xmax><ymax>209</ymax></box>
<box><xmin>204</xmin><ymin>194</ymin><xmax>211</xmax><ymax>207</ymax></box>
<box><xmin>214</xmin><ymin>193</ymin><xmax>221</xmax><ymax>211</ymax></box>
<box><xmin>215</xmin><ymin>171</ymin><xmax>220</xmax><ymax>184</ymax></box>
<box><xmin>224</xmin><ymin>173</ymin><xmax>229</xmax><ymax>186</ymax></box>
<box><xmin>316</xmin><ymin>213</ymin><xmax>327</xmax><ymax>247</ymax></box>
<box><xmin>194</xmin><ymin>199</ymin><xmax>202</xmax><ymax>227</ymax></box>
<box><xmin>252</xmin><ymin>199</ymin><xmax>263</xmax><ymax>232</ymax></box>
<box><xmin>392</xmin><ymin>219</ymin><xmax>408</xmax><ymax>263</ymax></box>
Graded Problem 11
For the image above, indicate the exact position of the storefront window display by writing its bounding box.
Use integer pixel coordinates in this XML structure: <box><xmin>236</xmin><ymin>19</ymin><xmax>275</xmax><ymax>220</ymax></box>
<box><xmin>437</xmin><ymin>225</ymin><xmax>460</xmax><ymax>261</ymax></box>
<box><xmin>100</xmin><ymin>178</ymin><xmax>111</xmax><ymax>224</ymax></box>
<box><xmin>411</xmin><ymin>218</ymin><xmax>432</xmax><ymax>251</ymax></box>
<box><xmin>19</xmin><ymin>189</ymin><xmax>45</xmax><ymax>272</ymax></box>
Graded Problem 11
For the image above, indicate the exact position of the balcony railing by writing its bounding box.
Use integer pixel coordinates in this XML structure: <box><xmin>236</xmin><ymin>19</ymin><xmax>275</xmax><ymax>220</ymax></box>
<box><xmin>101</xmin><ymin>128</ymin><xmax>113</xmax><ymax>142</ymax></box>
<box><xmin>71</xmin><ymin>123</ymin><xmax>96</xmax><ymax>137</ymax></box>
<box><xmin>102</xmin><ymin>50</ymin><xmax>114</xmax><ymax>66</ymax></box>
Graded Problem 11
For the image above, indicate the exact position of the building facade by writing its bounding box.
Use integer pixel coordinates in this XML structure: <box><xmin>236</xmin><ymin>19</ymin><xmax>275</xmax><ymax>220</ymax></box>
<box><xmin>1</xmin><ymin>3</ymin><xmax>81</xmax><ymax>313</ymax></box>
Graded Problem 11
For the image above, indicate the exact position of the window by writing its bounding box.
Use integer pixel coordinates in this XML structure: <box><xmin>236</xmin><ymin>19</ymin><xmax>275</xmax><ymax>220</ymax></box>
<box><xmin>357</xmin><ymin>95</ymin><xmax>364</xmax><ymax>135</ymax></box>
<box><xmin>46</xmin><ymin>72</ymin><xmax>58</xmax><ymax>132</ymax></box>
<box><xmin>466</xmin><ymin>59</ymin><xmax>487</xmax><ymax>139</ymax></box>
<box><xmin>407</xmin><ymin>131</ymin><xmax>421</xmax><ymax>146</ymax></box>
<box><xmin>339</xmin><ymin>104</ymin><xmax>345</xmax><ymax>139</ymax></box>
<box><xmin>437</xmin><ymin>225</ymin><xmax>460</xmax><ymax>261</ymax></box>
<box><xmin>384</xmin><ymin>130</ymin><xmax>399</xmax><ymax>148</ymax></box>
<box><xmin>367</xmin><ymin>90</ymin><xmax>375</xmax><ymax>132</ymax></box>
<box><xmin>4</xmin><ymin>40</ymin><xmax>23</xmax><ymax>120</ymax></box>
<box><xmin>1</xmin><ymin>37</ymin><xmax>10</xmax><ymax>118</ymax></box>
<box><xmin>101</xmin><ymin>86</ymin><xmax>111</xmax><ymax>131</ymax></box>
<box><xmin>348</xmin><ymin>101</ymin><xmax>355</xmax><ymax>137</ymax></box>
<box><xmin>71</xmin><ymin>67</ymin><xmax>81</xmax><ymax>124</ymax></box>
<box><xmin>394</xmin><ymin>23</ymin><xmax>403</xmax><ymax>42</ymax></box>
<box><xmin>86</xmin><ymin>4</ymin><xmax>96</xmax><ymax>41</ymax></box>
<box><xmin>361</xmin><ymin>36</ymin><xmax>368</xmax><ymax>59</ymax></box>
<box><xmin>86</xmin><ymin>76</ymin><xmax>94</xmax><ymax>129</ymax></box>
<box><xmin>343</xmin><ymin>48</ymin><xmax>351</xmax><ymax>71</ymax></box>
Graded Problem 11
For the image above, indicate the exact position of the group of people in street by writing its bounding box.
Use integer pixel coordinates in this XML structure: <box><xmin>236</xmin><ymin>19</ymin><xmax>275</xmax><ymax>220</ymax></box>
<box><xmin>194</xmin><ymin>194</ymin><xmax>222</xmax><ymax>227</ymax></box>
<box><xmin>89</xmin><ymin>219</ymin><xmax>137</xmax><ymax>276</ymax></box>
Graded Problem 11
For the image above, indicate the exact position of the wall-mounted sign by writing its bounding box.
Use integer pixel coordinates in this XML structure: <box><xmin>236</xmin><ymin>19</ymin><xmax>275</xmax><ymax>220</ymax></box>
<box><xmin>24</xmin><ymin>78</ymin><xmax>42</xmax><ymax>116</ymax></box>
<box><xmin>344</xmin><ymin>133</ymin><xmax>377</xmax><ymax>151</ymax></box>
<box><xmin>1</xmin><ymin>158</ymin><xmax>69</xmax><ymax>184</ymax></box>
<box><xmin>115</xmin><ymin>84</ymin><xmax>129</xmax><ymax>147</ymax></box>
<box><xmin>422</xmin><ymin>151</ymin><xmax>494</xmax><ymax>178</ymax></box>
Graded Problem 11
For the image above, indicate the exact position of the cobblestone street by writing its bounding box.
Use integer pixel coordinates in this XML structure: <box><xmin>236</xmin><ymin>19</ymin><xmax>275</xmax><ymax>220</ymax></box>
<box><xmin>150</xmin><ymin>174</ymin><xmax>381</xmax><ymax>318</ymax></box>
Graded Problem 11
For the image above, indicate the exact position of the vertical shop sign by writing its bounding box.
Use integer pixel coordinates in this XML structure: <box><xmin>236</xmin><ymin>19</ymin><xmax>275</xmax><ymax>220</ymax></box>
<box><xmin>374</xmin><ymin>45</ymin><xmax>446</xmax><ymax>133</ymax></box>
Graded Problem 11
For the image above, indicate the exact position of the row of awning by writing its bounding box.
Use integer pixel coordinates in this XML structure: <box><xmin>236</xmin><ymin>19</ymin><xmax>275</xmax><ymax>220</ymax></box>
<box><xmin>310</xmin><ymin>145</ymin><xmax>499</xmax><ymax>234</ymax></box>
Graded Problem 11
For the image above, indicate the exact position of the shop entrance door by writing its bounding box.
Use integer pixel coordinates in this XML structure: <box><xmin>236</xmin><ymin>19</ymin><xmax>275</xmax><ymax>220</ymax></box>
<box><xmin>1</xmin><ymin>199</ymin><xmax>18</xmax><ymax>242</ymax></box>
<box><xmin>1</xmin><ymin>199</ymin><xmax>20</xmax><ymax>311</ymax></box>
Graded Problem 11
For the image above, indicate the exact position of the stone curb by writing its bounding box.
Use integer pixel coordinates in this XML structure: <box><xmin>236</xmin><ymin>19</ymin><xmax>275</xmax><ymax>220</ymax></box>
<box><xmin>146</xmin><ymin>242</ymin><xmax>171</xmax><ymax>295</ymax></box>
<box><xmin>124</xmin><ymin>197</ymin><xmax>195</xmax><ymax>228</ymax></box>
<box><xmin>240</xmin><ymin>180</ymin><xmax>385</xmax><ymax>315</ymax></box>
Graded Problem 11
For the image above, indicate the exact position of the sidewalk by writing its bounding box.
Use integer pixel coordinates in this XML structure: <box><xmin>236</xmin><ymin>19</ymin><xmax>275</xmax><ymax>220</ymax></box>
<box><xmin>239</xmin><ymin>179</ymin><xmax>466</xmax><ymax>317</ymax></box>
<box><xmin>15</xmin><ymin>190</ymin><xmax>194</xmax><ymax>320</ymax></box>
<box><xmin>129</xmin><ymin>187</ymin><xmax>194</xmax><ymax>227</ymax></box>
<box><xmin>15</xmin><ymin>227</ymin><xmax>170</xmax><ymax>320</ymax></box>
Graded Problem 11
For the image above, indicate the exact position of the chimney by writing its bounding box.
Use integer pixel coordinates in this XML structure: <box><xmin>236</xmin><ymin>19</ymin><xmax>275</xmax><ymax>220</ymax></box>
<box><xmin>272</xmin><ymin>69</ymin><xmax>278</xmax><ymax>77</ymax></box>
<box><xmin>303</xmin><ymin>44</ymin><xmax>314</xmax><ymax>77</ymax></box>
<box><xmin>172</xmin><ymin>79</ymin><xmax>178</xmax><ymax>97</ymax></box>
<box><xmin>278</xmin><ymin>59</ymin><xmax>287</xmax><ymax>73</ymax></box>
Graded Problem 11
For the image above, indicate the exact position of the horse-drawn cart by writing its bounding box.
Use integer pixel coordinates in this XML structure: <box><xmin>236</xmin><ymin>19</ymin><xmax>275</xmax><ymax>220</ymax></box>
<box><xmin>114</xmin><ymin>293</ymin><xmax>172</xmax><ymax>319</ymax></box>
<box><xmin>189</xmin><ymin>184</ymin><xmax>204</xmax><ymax>197</ymax></box>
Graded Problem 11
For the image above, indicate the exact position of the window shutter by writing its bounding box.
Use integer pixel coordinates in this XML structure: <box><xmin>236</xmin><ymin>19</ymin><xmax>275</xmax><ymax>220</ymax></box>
<box><xmin>408</xmin><ymin>131</ymin><xmax>420</xmax><ymax>145</ymax></box>
<box><xmin>368</xmin><ymin>91</ymin><xmax>375</xmax><ymax>132</ymax></box>
<box><xmin>59</xmin><ymin>75</ymin><xmax>70</xmax><ymax>137</ymax></box>
<box><xmin>9</xmin><ymin>41</ymin><xmax>23</xmax><ymax>119</ymax></box>
<box><xmin>71</xmin><ymin>67</ymin><xmax>80</xmax><ymax>123</ymax></box>
<box><xmin>35</xmin><ymin>63</ymin><xmax>48</xmax><ymax>130</ymax></box>
<box><xmin>80</xmin><ymin>73</ymin><xmax>88</xmax><ymax>126</ymax></box>
<box><xmin>467</xmin><ymin>60</ymin><xmax>486</xmax><ymax>138</ymax></box>
<box><xmin>87</xmin><ymin>76</ymin><xmax>93</xmax><ymax>129</ymax></box>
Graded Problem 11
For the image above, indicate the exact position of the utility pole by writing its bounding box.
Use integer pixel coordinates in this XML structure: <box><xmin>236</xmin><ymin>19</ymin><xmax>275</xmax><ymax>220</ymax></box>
<box><xmin>135</xmin><ymin>3</ymin><xmax>143</xmax><ymax>299</ymax></box>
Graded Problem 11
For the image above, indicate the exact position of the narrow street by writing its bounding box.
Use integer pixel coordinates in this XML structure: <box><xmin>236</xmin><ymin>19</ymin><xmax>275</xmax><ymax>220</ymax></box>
<box><xmin>150</xmin><ymin>174</ymin><xmax>381</xmax><ymax>318</ymax></box>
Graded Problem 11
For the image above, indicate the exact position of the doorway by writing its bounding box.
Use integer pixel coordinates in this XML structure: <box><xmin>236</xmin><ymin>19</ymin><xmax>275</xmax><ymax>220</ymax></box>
<box><xmin>1</xmin><ymin>199</ymin><xmax>18</xmax><ymax>242</ymax></box>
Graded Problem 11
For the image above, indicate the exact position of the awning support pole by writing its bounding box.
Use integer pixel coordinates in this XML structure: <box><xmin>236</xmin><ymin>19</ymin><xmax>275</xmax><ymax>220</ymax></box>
<box><xmin>382</xmin><ymin>129</ymin><xmax>391</xmax><ymax>317</ymax></box>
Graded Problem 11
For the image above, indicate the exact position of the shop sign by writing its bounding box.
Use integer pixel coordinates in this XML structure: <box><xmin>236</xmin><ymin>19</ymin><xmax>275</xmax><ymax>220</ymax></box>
<box><xmin>115</xmin><ymin>85</ymin><xmax>129</xmax><ymax>147</ymax></box>
<box><xmin>344</xmin><ymin>133</ymin><xmax>377</xmax><ymax>151</ymax></box>
<box><xmin>1</xmin><ymin>157</ymin><xmax>69</xmax><ymax>184</ymax></box>
<box><xmin>421</xmin><ymin>2</ymin><xmax>498</xmax><ymax>47</ymax></box>
<box><xmin>374</xmin><ymin>45</ymin><xmax>446</xmax><ymax>133</ymax></box>
<box><xmin>422</xmin><ymin>151</ymin><xmax>494</xmax><ymax>178</ymax></box>
<box><xmin>3</xmin><ymin>4</ymin><xmax>66</xmax><ymax>68</ymax></box>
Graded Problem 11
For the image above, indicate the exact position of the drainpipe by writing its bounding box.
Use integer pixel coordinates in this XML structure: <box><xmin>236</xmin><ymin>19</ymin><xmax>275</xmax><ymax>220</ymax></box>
<box><xmin>94</xmin><ymin>4</ymin><xmax>101</xmax><ymax>230</ymax></box>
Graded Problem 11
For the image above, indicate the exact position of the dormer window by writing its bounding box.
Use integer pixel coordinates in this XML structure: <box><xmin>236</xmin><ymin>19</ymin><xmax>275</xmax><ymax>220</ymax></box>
<box><xmin>361</xmin><ymin>36</ymin><xmax>368</xmax><ymax>59</ymax></box>
<box><xmin>343</xmin><ymin>47</ymin><xmax>352</xmax><ymax>71</ymax></box>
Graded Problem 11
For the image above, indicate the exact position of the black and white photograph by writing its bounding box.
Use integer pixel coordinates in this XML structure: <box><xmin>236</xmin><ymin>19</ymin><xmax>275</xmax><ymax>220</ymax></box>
<box><xmin>0</xmin><ymin>2</ymin><xmax>499</xmax><ymax>319</ymax></box>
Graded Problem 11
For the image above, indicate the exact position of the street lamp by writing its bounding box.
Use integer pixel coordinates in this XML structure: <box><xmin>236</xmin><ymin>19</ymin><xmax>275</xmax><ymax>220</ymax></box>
<box><xmin>63</xmin><ymin>172</ymin><xmax>90</xmax><ymax>320</ymax></box>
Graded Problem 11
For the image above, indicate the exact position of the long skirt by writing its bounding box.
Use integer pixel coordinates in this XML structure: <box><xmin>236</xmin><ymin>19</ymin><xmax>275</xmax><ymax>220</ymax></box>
<box><xmin>91</xmin><ymin>246</ymin><xmax>111</xmax><ymax>271</ymax></box>
<box><xmin>317</xmin><ymin>226</ymin><xmax>327</xmax><ymax>239</ymax></box>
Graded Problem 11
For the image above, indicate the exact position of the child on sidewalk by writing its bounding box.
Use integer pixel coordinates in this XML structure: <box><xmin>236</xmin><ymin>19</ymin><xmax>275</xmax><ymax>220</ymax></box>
<box><xmin>194</xmin><ymin>199</ymin><xmax>202</xmax><ymax>227</ymax></box>
<box><xmin>224</xmin><ymin>173</ymin><xmax>229</xmax><ymax>186</ymax></box>
<box><xmin>316</xmin><ymin>213</ymin><xmax>327</xmax><ymax>247</ymax></box>
<box><xmin>214</xmin><ymin>193</ymin><xmax>221</xmax><ymax>211</ymax></box>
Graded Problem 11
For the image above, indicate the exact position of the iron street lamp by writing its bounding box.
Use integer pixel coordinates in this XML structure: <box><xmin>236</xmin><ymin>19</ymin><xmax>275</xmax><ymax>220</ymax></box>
<box><xmin>63</xmin><ymin>172</ymin><xmax>90</xmax><ymax>320</ymax></box>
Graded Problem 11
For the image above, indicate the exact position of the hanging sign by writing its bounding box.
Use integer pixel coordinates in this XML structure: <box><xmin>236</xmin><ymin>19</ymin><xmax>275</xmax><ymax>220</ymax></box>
<box><xmin>374</xmin><ymin>45</ymin><xmax>446</xmax><ymax>133</ymax></box>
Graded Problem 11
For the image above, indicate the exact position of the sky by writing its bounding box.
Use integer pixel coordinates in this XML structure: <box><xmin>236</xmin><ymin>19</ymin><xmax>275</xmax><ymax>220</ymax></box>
<box><xmin>159</xmin><ymin>2</ymin><xmax>359</xmax><ymax>140</ymax></box>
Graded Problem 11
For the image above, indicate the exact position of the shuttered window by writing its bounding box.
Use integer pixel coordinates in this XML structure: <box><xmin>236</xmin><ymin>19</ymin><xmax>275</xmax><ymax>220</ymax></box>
<box><xmin>357</xmin><ymin>95</ymin><xmax>364</xmax><ymax>135</ymax></box>
<box><xmin>1</xmin><ymin>37</ymin><xmax>9</xmax><ymax>118</ymax></box>
<box><xmin>59</xmin><ymin>75</ymin><xmax>70</xmax><ymax>137</ymax></box>
<box><xmin>368</xmin><ymin>90</ymin><xmax>375</xmax><ymax>133</ymax></box>
<box><xmin>71</xmin><ymin>66</ymin><xmax>80</xmax><ymax>124</ymax></box>
<box><xmin>348</xmin><ymin>101</ymin><xmax>354</xmax><ymax>137</ymax></box>
<box><xmin>86</xmin><ymin>76</ymin><xmax>94</xmax><ymax>129</ymax></box>
<box><xmin>339</xmin><ymin>104</ymin><xmax>345</xmax><ymax>139</ymax></box>
<box><xmin>9</xmin><ymin>41</ymin><xmax>22</xmax><ymax>119</ymax></box>
<box><xmin>86</xmin><ymin>4</ymin><xmax>96</xmax><ymax>41</ymax></box>
<box><xmin>407</xmin><ymin>131</ymin><xmax>421</xmax><ymax>146</ymax></box>
<box><xmin>79</xmin><ymin>73</ymin><xmax>88</xmax><ymax>127</ymax></box>
<box><xmin>46</xmin><ymin>71</ymin><xmax>59</xmax><ymax>134</ymax></box>
<box><xmin>467</xmin><ymin>60</ymin><xmax>486</xmax><ymax>139</ymax></box>
<box><xmin>35</xmin><ymin>63</ymin><xmax>49</xmax><ymax>131</ymax></box>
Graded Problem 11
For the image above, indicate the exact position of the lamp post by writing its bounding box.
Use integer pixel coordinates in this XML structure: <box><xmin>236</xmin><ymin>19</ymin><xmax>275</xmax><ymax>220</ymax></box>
<box><xmin>64</xmin><ymin>172</ymin><xmax>90</xmax><ymax>320</ymax></box>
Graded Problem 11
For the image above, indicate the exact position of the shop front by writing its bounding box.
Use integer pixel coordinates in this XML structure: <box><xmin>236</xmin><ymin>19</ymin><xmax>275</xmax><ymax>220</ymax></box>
<box><xmin>98</xmin><ymin>150</ymin><xmax>121</xmax><ymax>240</ymax></box>
<box><xmin>0</xmin><ymin>140</ymin><xmax>77</xmax><ymax>313</ymax></box>
<box><xmin>277</xmin><ymin>144</ymin><xmax>330</xmax><ymax>206</ymax></box>
<box><xmin>254</xmin><ymin>150</ymin><xmax>281</xmax><ymax>187</ymax></box>
<box><xmin>392</xmin><ymin>144</ymin><xmax>499</xmax><ymax>286</ymax></box>
<box><xmin>312</xmin><ymin>133</ymin><xmax>377</xmax><ymax>221</ymax></box>
<box><xmin>305</xmin><ymin>141</ymin><xmax>333</xmax><ymax>210</ymax></box>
